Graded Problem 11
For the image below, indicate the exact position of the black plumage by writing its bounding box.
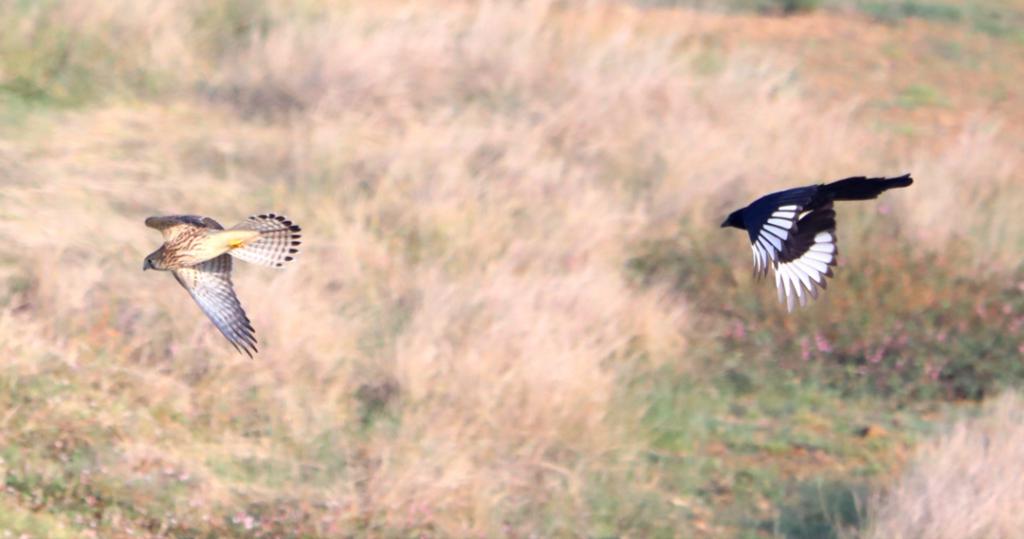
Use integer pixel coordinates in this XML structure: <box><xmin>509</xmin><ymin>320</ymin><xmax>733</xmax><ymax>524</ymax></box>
<box><xmin>721</xmin><ymin>174</ymin><xmax>913</xmax><ymax>311</ymax></box>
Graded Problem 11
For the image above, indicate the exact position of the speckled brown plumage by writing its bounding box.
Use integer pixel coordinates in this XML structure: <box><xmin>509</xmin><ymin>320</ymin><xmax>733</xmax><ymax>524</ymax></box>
<box><xmin>144</xmin><ymin>213</ymin><xmax>302</xmax><ymax>356</ymax></box>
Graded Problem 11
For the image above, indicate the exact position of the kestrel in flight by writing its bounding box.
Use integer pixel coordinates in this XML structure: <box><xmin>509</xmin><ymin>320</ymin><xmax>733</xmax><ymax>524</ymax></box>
<box><xmin>143</xmin><ymin>213</ymin><xmax>302</xmax><ymax>356</ymax></box>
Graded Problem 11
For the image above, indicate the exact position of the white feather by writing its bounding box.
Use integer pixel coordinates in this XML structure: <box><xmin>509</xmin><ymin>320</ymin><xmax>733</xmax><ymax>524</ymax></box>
<box><xmin>777</xmin><ymin>265</ymin><xmax>796</xmax><ymax>311</ymax></box>
<box><xmin>809</xmin><ymin>243</ymin><xmax>836</xmax><ymax>254</ymax></box>
<box><xmin>785</xmin><ymin>262</ymin><xmax>813</xmax><ymax>296</ymax></box>
<box><xmin>760</xmin><ymin>231</ymin><xmax>783</xmax><ymax>253</ymax></box>
<box><xmin>757</xmin><ymin>237</ymin><xmax>778</xmax><ymax>262</ymax></box>
<box><xmin>804</xmin><ymin>251</ymin><xmax>834</xmax><ymax>265</ymax></box>
<box><xmin>793</xmin><ymin>258</ymin><xmax>824</xmax><ymax>284</ymax></box>
<box><xmin>763</xmin><ymin>224</ymin><xmax>789</xmax><ymax>240</ymax></box>
<box><xmin>774</xmin><ymin>269</ymin><xmax>785</xmax><ymax>304</ymax></box>
<box><xmin>795</xmin><ymin>256</ymin><xmax>829</xmax><ymax>276</ymax></box>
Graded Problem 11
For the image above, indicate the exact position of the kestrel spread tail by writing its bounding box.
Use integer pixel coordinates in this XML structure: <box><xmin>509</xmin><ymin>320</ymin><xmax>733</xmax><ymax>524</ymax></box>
<box><xmin>225</xmin><ymin>214</ymin><xmax>302</xmax><ymax>268</ymax></box>
<box><xmin>144</xmin><ymin>213</ymin><xmax>302</xmax><ymax>356</ymax></box>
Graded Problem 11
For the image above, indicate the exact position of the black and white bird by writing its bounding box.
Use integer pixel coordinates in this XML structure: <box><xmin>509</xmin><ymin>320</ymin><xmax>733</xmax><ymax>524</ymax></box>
<box><xmin>721</xmin><ymin>174</ymin><xmax>913</xmax><ymax>311</ymax></box>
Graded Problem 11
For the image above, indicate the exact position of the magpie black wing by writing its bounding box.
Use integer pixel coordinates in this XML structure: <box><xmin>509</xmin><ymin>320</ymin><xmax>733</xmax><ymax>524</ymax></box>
<box><xmin>773</xmin><ymin>204</ymin><xmax>838</xmax><ymax>311</ymax></box>
<box><xmin>742</xmin><ymin>186</ymin><xmax>819</xmax><ymax>279</ymax></box>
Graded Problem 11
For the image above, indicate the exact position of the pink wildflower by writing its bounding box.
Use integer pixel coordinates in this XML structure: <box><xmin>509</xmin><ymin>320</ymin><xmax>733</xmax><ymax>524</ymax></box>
<box><xmin>815</xmin><ymin>333</ymin><xmax>832</xmax><ymax>353</ymax></box>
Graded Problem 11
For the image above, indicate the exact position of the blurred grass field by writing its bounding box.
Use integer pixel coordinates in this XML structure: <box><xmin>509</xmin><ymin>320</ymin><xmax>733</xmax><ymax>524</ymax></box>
<box><xmin>0</xmin><ymin>0</ymin><xmax>1022</xmax><ymax>537</ymax></box>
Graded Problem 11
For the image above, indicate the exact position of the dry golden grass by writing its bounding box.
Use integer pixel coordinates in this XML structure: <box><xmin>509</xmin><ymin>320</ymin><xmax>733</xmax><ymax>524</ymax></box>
<box><xmin>0</xmin><ymin>0</ymin><xmax>1021</xmax><ymax>536</ymax></box>
<box><xmin>868</xmin><ymin>392</ymin><xmax>1024</xmax><ymax>539</ymax></box>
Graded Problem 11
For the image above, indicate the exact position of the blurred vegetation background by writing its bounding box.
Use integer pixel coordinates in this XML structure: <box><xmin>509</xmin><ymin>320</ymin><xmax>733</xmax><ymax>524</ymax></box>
<box><xmin>0</xmin><ymin>0</ymin><xmax>1022</xmax><ymax>537</ymax></box>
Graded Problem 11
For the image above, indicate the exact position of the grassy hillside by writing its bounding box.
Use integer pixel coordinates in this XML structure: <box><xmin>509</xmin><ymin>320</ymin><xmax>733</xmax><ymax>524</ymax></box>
<box><xmin>0</xmin><ymin>1</ymin><xmax>1022</xmax><ymax>537</ymax></box>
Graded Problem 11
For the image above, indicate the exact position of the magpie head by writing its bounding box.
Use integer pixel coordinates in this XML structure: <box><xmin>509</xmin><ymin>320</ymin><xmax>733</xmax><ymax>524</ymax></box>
<box><xmin>721</xmin><ymin>209</ymin><xmax>746</xmax><ymax>230</ymax></box>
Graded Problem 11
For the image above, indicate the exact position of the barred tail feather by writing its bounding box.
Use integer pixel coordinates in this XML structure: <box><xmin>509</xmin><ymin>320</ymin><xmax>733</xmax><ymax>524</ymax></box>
<box><xmin>227</xmin><ymin>213</ymin><xmax>302</xmax><ymax>268</ymax></box>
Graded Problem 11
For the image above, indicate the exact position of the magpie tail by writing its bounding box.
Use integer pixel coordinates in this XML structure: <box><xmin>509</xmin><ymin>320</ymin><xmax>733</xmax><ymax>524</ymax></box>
<box><xmin>823</xmin><ymin>174</ymin><xmax>913</xmax><ymax>201</ymax></box>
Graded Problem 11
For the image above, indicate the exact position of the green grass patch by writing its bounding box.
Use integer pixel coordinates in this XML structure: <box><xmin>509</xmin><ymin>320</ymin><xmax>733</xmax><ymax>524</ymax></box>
<box><xmin>894</xmin><ymin>83</ymin><xmax>949</xmax><ymax>109</ymax></box>
<box><xmin>855</xmin><ymin>0</ymin><xmax>963</xmax><ymax>24</ymax></box>
<box><xmin>191</xmin><ymin>0</ymin><xmax>273</xmax><ymax>61</ymax></box>
<box><xmin>0</xmin><ymin>1</ymin><xmax>172</xmax><ymax>115</ymax></box>
<box><xmin>851</xmin><ymin>0</ymin><xmax>1024</xmax><ymax>40</ymax></box>
<box><xmin>616</xmin><ymin>345</ymin><xmax>932</xmax><ymax>535</ymax></box>
<box><xmin>0</xmin><ymin>499</ymin><xmax>80</xmax><ymax>539</ymax></box>
<box><xmin>627</xmin><ymin>219</ymin><xmax>1024</xmax><ymax>403</ymax></box>
<box><xmin>621</xmin><ymin>213</ymin><xmax>1024</xmax><ymax>534</ymax></box>
<box><xmin>775</xmin><ymin>479</ymin><xmax>869</xmax><ymax>539</ymax></box>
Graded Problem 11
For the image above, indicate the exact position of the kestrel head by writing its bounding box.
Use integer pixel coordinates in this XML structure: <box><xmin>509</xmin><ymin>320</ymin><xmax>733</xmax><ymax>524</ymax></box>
<box><xmin>143</xmin><ymin>248</ymin><xmax>166</xmax><ymax>271</ymax></box>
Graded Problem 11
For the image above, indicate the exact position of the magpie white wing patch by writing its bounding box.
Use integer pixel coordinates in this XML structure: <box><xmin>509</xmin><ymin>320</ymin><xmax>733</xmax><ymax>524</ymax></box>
<box><xmin>745</xmin><ymin>200</ymin><xmax>838</xmax><ymax>311</ymax></box>
<box><xmin>762</xmin><ymin>224</ymin><xmax>790</xmax><ymax>241</ymax></box>
<box><xmin>731</xmin><ymin>176</ymin><xmax>911</xmax><ymax>313</ymax></box>
<box><xmin>749</xmin><ymin>206</ymin><xmax>802</xmax><ymax>278</ymax></box>
<box><xmin>774</xmin><ymin>230</ymin><xmax>837</xmax><ymax>312</ymax></box>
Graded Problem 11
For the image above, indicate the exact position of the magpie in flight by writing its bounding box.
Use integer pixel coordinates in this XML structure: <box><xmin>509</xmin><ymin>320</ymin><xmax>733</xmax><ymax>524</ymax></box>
<box><xmin>721</xmin><ymin>174</ymin><xmax>913</xmax><ymax>311</ymax></box>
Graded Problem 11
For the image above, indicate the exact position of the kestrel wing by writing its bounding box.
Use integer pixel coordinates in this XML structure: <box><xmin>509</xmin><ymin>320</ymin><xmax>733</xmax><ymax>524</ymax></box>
<box><xmin>171</xmin><ymin>254</ymin><xmax>257</xmax><ymax>357</ymax></box>
<box><xmin>146</xmin><ymin>215</ymin><xmax>224</xmax><ymax>241</ymax></box>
